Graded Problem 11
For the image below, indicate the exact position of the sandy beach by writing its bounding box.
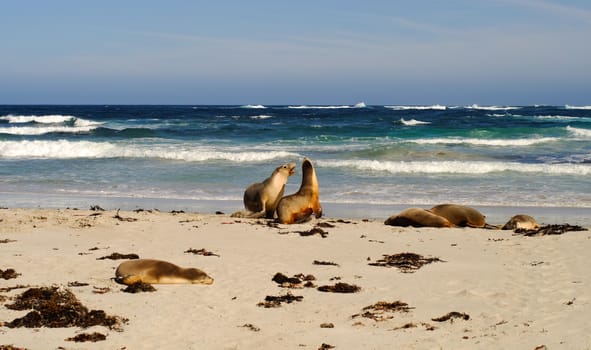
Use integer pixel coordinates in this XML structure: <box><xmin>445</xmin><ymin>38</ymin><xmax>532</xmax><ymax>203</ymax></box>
<box><xmin>1</xmin><ymin>207</ymin><xmax>590</xmax><ymax>349</ymax></box>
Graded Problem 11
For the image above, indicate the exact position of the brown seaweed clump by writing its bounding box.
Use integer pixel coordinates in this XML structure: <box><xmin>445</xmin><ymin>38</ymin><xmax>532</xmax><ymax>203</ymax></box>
<box><xmin>297</xmin><ymin>227</ymin><xmax>329</xmax><ymax>238</ymax></box>
<box><xmin>257</xmin><ymin>292</ymin><xmax>304</xmax><ymax>308</ymax></box>
<box><xmin>272</xmin><ymin>273</ymin><xmax>316</xmax><ymax>288</ymax></box>
<box><xmin>317</xmin><ymin>282</ymin><xmax>361</xmax><ymax>293</ymax></box>
<box><xmin>184</xmin><ymin>248</ymin><xmax>220</xmax><ymax>257</ymax></box>
<box><xmin>0</xmin><ymin>345</ymin><xmax>27</xmax><ymax>350</ymax></box>
<box><xmin>4</xmin><ymin>286</ymin><xmax>127</xmax><ymax>330</ymax></box>
<box><xmin>368</xmin><ymin>253</ymin><xmax>443</xmax><ymax>273</ymax></box>
<box><xmin>352</xmin><ymin>301</ymin><xmax>414</xmax><ymax>321</ymax></box>
<box><xmin>65</xmin><ymin>332</ymin><xmax>107</xmax><ymax>342</ymax></box>
<box><xmin>1</xmin><ymin>269</ymin><xmax>21</xmax><ymax>280</ymax></box>
<box><xmin>431</xmin><ymin>311</ymin><xmax>470</xmax><ymax>322</ymax></box>
<box><xmin>515</xmin><ymin>224</ymin><xmax>588</xmax><ymax>236</ymax></box>
<box><xmin>96</xmin><ymin>253</ymin><xmax>139</xmax><ymax>260</ymax></box>
<box><xmin>122</xmin><ymin>282</ymin><xmax>157</xmax><ymax>293</ymax></box>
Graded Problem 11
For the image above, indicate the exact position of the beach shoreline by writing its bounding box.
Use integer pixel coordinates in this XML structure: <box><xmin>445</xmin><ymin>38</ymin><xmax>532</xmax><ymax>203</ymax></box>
<box><xmin>1</xmin><ymin>207</ymin><xmax>590</xmax><ymax>349</ymax></box>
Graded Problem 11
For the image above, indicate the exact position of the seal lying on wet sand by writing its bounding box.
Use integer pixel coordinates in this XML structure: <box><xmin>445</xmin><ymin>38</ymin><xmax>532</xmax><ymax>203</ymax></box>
<box><xmin>232</xmin><ymin>162</ymin><xmax>296</xmax><ymax>219</ymax></box>
<box><xmin>385</xmin><ymin>208</ymin><xmax>454</xmax><ymax>228</ymax></box>
<box><xmin>115</xmin><ymin>259</ymin><xmax>214</xmax><ymax>285</ymax></box>
<box><xmin>277</xmin><ymin>158</ymin><xmax>323</xmax><ymax>224</ymax></box>
<box><xmin>501</xmin><ymin>214</ymin><xmax>540</xmax><ymax>230</ymax></box>
<box><xmin>429</xmin><ymin>204</ymin><xmax>487</xmax><ymax>228</ymax></box>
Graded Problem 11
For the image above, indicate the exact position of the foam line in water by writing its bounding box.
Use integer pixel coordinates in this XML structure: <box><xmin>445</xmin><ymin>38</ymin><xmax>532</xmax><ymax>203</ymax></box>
<box><xmin>386</xmin><ymin>105</ymin><xmax>446</xmax><ymax>110</ymax></box>
<box><xmin>466</xmin><ymin>104</ymin><xmax>521</xmax><ymax>111</ymax></box>
<box><xmin>317</xmin><ymin>159</ymin><xmax>591</xmax><ymax>175</ymax></box>
<box><xmin>565</xmin><ymin>105</ymin><xmax>591</xmax><ymax>110</ymax></box>
<box><xmin>411</xmin><ymin>137</ymin><xmax>558</xmax><ymax>146</ymax></box>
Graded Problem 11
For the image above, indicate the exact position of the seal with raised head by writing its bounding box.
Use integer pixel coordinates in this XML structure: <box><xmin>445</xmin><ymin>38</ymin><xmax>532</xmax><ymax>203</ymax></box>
<box><xmin>429</xmin><ymin>204</ymin><xmax>487</xmax><ymax>228</ymax></box>
<box><xmin>385</xmin><ymin>207</ymin><xmax>454</xmax><ymax>228</ymax></box>
<box><xmin>276</xmin><ymin>158</ymin><xmax>322</xmax><ymax>224</ymax></box>
<box><xmin>115</xmin><ymin>259</ymin><xmax>214</xmax><ymax>285</ymax></box>
<box><xmin>231</xmin><ymin>162</ymin><xmax>296</xmax><ymax>219</ymax></box>
<box><xmin>501</xmin><ymin>214</ymin><xmax>540</xmax><ymax>230</ymax></box>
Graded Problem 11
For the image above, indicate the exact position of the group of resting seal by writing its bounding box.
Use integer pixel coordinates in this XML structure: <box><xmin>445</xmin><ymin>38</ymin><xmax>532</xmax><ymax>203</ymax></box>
<box><xmin>384</xmin><ymin>204</ymin><xmax>540</xmax><ymax>230</ymax></box>
<box><xmin>112</xmin><ymin>158</ymin><xmax>540</xmax><ymax>286</ymax></box>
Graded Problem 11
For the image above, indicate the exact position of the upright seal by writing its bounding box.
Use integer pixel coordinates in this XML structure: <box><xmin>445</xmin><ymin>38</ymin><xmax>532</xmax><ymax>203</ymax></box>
<box><xmin>115</xmin><ymin>259</ymin><xmax>214</xmax><ymax>285</ymax></box>
<box><xmin>232</xmin><ymin>162</ymin><xmax>296</xmax><ymax>219</ymax></box>
<box><xmin>277</xmin><ymin>158</ymin><xmax>323</xmax><ymax>224</ymax></box>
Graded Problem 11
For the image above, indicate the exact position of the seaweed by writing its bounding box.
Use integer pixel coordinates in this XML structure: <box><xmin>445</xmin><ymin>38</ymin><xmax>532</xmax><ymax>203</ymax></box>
<box><xmin>240</xmin><ymin>323</ymin><xmax>260</xmax><ymax>332</ymax></box>
<box><xmin>113</xmin><ymin>209</ymin><xmax>137</xmax><ymax>222</ymax></box>
<box><xmin>318</xmin><ymin>344</ymin><xmax>335</xmax><ymax>350</ymax></box>
<box><xmin>272</xmin><ymin>273</ymin><xmax>316</xmax><ymax>288</ymax></box>
<box><xmin>317</xmin><ymin>282</ymin><xmax>360</xmax><ymax>293</ymax></box>
<box><xmin>67</xmin><ymin>281</ymin><xmax>89</xmax><ymax>287</ymax></box>
<box><xmin>65</xmin><ymin>332</ymin><xmax>107</xmax><ymax>342</ymax></box>
<box><xmin>257</xmin><ymin>292</ymin><xmax>303</xmax><ymax>308</ymax></box>
<box><xmin>97</xmin><ymin>253</ymin><xmax>139</xmax><ymax>260</ymax></box>
<box><xmin>1</xmin><ymin>269</ymin><xmax>20</xmax><ymax>280</ymax></box>
<box><xmin>515</xmin><ymin>224</ymin><xmax>588</xmax><ymax>236</ymax></box>
<box><xmin>0</xmin><ymin>239</ymin><xmax>17</xmax><ymax>244</ymax></box>
<box><xmin>4</xmin><ymin>286</ymin><xmax>127</xmax><ymax>330</ymax></box>
<box><xmin>320</xmin><ymin>322</ymin><xmax>334</xmax><ymax>328</ymax></box>
<box><xmin>352</xmin><ymin>301</ymin><xmax>414</xmax><ymax>321</ymax></box>
<box><xmin>184</xmin><ymin>248</ymin><xmax>220</xmax><ymax>257</ymax></box>
<box><xmin>0</xmin><ymin>345</ymin><xmax>27</xmax><ymax>350</ymax></box>
<box><xmin>122</xmin><ymin>282</ymin><xmax>156</xmax><ymax>293</ymax></box>
<box><xmin>313</xmin><ymin>260</ymin><xmax>340</xmax><ymax>267</ymax></box>
<box><xmin>297</xmin><ymin>227</ymin><xmax>329</xmax><ymax>238</ymax></box>
<box><xmin>90</xmin><ymin>205</ymin><xmax>105</xmax><ymax>211</ymax></box>
<box><xmin>368</xmin><ymin>252</ymin><xmax>443</xmax><ymax>272</ymax></box>
<box><xmin>431</xmin><ymin>311</ymin><xmax>470</xmax><ymax>322</ymax></box>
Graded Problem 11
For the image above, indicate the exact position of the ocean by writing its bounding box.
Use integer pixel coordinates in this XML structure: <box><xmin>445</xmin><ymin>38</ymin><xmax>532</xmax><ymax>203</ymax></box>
<box><xmin>1</xmin><ymin>104</ymin><xmax>591</xmax><ymax>224</ymax></box>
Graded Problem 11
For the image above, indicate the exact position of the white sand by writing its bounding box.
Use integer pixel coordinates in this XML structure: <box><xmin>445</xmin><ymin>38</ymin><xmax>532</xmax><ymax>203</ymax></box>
<box><xmin>1</xmin><ymin>208</ymin><xmax>590</xmax><ymax>349</ymax></box>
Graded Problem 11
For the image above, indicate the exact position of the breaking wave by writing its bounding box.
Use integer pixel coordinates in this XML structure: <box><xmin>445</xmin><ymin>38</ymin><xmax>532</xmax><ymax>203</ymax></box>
<box><xmin>242</xmin><ymin>104</ymin><xmax>267</xmax><ymax>109</ymax></box>
<box><xmin>410</xmin><ymin>137</ymin><xmax>558</xmax><ymax>147</ymax></box>
<box><xmin>567</xmin><ymin>125</ymin><xmax>591</xmax><ymax>138</ymax></box>
<box><xmin>565</xmin><ymin>105</ymin><xmax>591</xmax><ymax>110</ymax></box>
<box><xmin>399</xmin><ymin>118</ymin><xmax>431</xmax><ymax>126</ymax></box>
<box><xmin>0</xmin><ymin>140</ymin><xmax>299</xmax><ymax>162</ymax></box>
<box><xmin>466</xmin><ymin>104</ymin><xmax>521</xmax><ymax>111</ymax></box>
<box><xmin>386</xmin><ymin>105</ymin><xmax>446</xmax><ymax>110</ymax></box>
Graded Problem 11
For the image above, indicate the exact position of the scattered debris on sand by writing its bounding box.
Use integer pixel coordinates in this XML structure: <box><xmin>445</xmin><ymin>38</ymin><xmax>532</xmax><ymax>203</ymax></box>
<box><xmin>368</xmin><ymin>253</ymin><xmax>443</xmax><ymax>272</ymax></box>
<box><xmin>4</xmin><ymin>286</ymin><xmax>127</xmax><ymax>330</ymax></box>
<box><xmin>272</xmin><ymin>272</ymin><xmax>316</xmax><ymax>288</ymax></box>
<box><xmin>0</xmin><ymin>239</ymin><xmax>17</xmax><ymax>244</ymax></box>
<box><xmin>515</xmin><ymin>224</ymin><xmax>588</xmax><ymax>236</ymax></box>
<box><xmin>113</xmin><ymin>209</ymin><xmax>137</xmax><ymax>222</ymax></box>
<box><xmin>431</xmin><ymin>311</ymin><xmax>470</xmax><ymax>322</ymax></box>
<box><xmin>97</xmin><ymin>253</ymin><xmax>139</xmax><ymax>260</ymax></box>
<box><xmin>317</xmin><ymin>282</ymin><xmax>361</xmax><ymax>293</ymax></box>
<box><xmin>318</xmin><ymin>343</ymin><xmax>335</xmax><ymax>350</ymax></box>
<box><xmin>313</xmin><ymin>260</ymin><xmax>340</xmax><ymax>267</ymax></box>
<box><xmin>257</xmin><ymin>292</ymin><xmax>304</xmax><ymax>308</ymax></box>
<box><xmin>65</xmin><ymin>332</ymin><xmax>107</xmax><ymax>342</ymax></box>
<box><xmin>1</xmin><ymin>269</ymin><xmax>21</xmax><ymax>280</ymax></box>
<box><xmin>352</xmin><ymin>301</ymin><xmax>413</xmax><ymax>321</ymax></box>
<box><xmin>297</xmin><ymin>227</ymin><xmax>329</xmax><ymax>238</ymax></box>
<box><xmin>239</xmin><ymin>323</ymin><xmax>260</xmax><ymax>332</ymax></box>
<box><xmin>184</xmin><ymin>248</ymin><xmax>220</xmax><ymax>257</ymax></box>
<box><xmin>67</xmin><ymin>281</ymin><xmax>89</xmax><ymax>287</ymax></box>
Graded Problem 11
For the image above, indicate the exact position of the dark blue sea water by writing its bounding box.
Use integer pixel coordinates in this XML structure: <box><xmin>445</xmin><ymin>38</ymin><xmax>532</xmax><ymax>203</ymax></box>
<box><xmin>1</xmin><ymin>103</ymin><xmax>590</xmax><ymax>223</ymax></box>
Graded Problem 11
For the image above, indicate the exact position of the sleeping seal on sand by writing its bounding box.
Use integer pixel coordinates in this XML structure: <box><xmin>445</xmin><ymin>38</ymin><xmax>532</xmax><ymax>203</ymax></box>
<box><xmin>501</xmin><ymin>214</ymin><xmax>540</xmax><ymax>230</ymax></box>
<box><xmin>115</xmin><ymin>259</ymin><xmax>214</xmax><ymax>285</ymax></box>
<box><xmin>429</xmin><ymin>204</ymin><xmax>487</xmax><ymax>228</ymax></box>
<box><xmin>277</xmin><ymin>158</ymin><xmax>322</xmax><ymax>224</ymax></box>
<box><xmin>385</xmin><ymin>207</ymin><xmax>454</xmax><ymax>228</ymax></box>
<box><xmin>231</xmin><ymin>162</ymin><xmax>296</xmax><ymax>219</ymax></box>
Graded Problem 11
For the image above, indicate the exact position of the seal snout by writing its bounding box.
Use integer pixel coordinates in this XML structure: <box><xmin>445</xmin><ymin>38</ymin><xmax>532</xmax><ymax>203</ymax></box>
<box><xmin>286</xmin><ymin>162</ymin><xmax>297</xmax><ymax>176</ymax></box>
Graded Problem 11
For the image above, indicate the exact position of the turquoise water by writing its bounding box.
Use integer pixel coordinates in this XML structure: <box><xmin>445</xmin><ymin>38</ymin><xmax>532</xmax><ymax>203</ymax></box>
<box><xmin>1</xmin><ymin>104</ymin><xmax>590</xmax><ymax>222</ymax></box>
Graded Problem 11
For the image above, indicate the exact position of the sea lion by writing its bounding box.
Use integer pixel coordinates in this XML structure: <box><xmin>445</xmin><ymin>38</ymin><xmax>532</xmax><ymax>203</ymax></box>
<box><xmin>231</xmin><ymin>162</ymin><xmax>296</xmax><ymax>219</ymax></box>
<box><xmin>115</xmin><ymin>259</ymin><xmax>214</xmax><ymax>285</ymax></box>
<box><xmin>276</xmin><ymin>158</ymin><xmax>322</xmax><ymax>224</ymax></box>
<box><xmin>501</xmin><ymin>214</ymin><xmax>540</xmax><ymax>230</ymax></box>
<box><xmin>429</xmin><ymin>204</ymin><xmax>487</xmax><ymax>228</ymax></box>
<box><xmin>384</xmin><ymin>207</ymin><xmax>454</xmax><ymax>228</ymax></box>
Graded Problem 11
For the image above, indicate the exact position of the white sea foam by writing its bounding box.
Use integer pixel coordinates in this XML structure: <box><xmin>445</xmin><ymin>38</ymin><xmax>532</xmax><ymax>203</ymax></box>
<box><xmin>400</xmin><ymin>118</ymin><xmax>431</xmax><ymax>126</ymax></box>
<box><xmin>565</xmin><ymin>105</ymin><xmax>591</xmax><ymax>110</ymax></box>
<box><xmin>288</xmin><ymin>105</ymin><xmax>353</xmax><ymax>109</ymax></box>
<box><xmin>317</xmin><ymin>159</ymin><xmax>591</xmax><ymax>176</ymax></box>
<box><xmin>411</xmin><ymin>137</ymin><xmax>558</xmax><ymax>146</ymax></box>
<box><xmin>250</xmin><ymin>115</ymin><xmax>273</xmax><ymax>120</ymax></box>
<box><xmin>0</xmin><ymin>114</ymin><xmax>76</xmax><ymax>124</ymax></box>
<box><xmin>385</xmin><ymin>104</ymin><xmax>446</xmax><ymax>111</ymax></box>
<box><xmin>535</xmin><ymin>115</ymin><xmax>579</xmax><ymax>121</ymax></box>
<box><xmin>567</xmin><ymin>125</ymin><xmax>591</xmax><ymax>137</ymax></box>
<box><xmin>466</xmin><ymin>104</ymin><xmax>520</xmax><ymax>111</ymax></box>
<box><xmin>0</xmin><ymin>140</ymin><xmax>299</xmax><ymax>162</ymax></box>
<box><xmin>242</xmin><ymin>104</ymin><xmax>266</xmax><ymax>109</ymax></box>
<box><xmin>0</xmin><ymin>125</ymin><xmax>100</xmax><ymax>135</ymax></box>
<box><xmin>354</xmin><ymin>102</ymin><xmax>366</xmax><ymax>108</ymax></box>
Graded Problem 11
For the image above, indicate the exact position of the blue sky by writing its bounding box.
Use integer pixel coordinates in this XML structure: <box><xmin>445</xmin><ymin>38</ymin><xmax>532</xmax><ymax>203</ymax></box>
<box><xmin>1</xmin><ymin>0</ymin><xmax>590</xmax><ymax>105</ymax></box>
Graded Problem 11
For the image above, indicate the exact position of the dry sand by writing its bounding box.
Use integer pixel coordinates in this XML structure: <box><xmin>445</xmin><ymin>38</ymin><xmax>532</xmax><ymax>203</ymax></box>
<box><xmin>1</xmin><ymin>208</ymin><xmax>590</xmax><ymax>349</ymax></box>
